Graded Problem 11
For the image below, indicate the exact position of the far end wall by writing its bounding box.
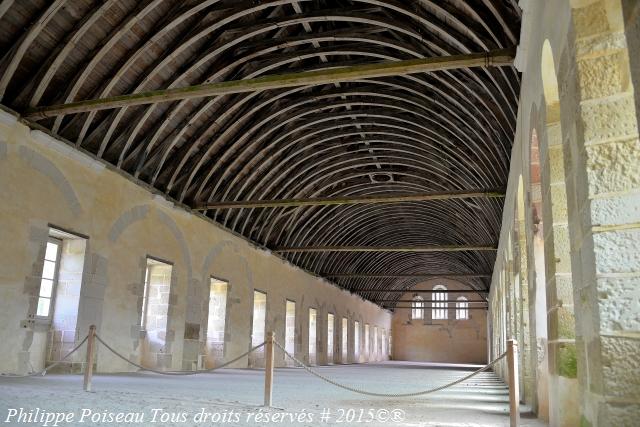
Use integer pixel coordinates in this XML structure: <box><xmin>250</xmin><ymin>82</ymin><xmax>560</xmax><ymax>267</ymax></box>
<box><xmin>392</xmin><ymin>279</ymin><xmax>487</xmax><ymax>364</ymax></box>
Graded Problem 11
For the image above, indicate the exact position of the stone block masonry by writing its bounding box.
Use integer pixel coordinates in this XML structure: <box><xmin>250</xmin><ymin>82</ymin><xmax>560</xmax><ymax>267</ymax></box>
<box><xmin>0</xmin><ymin>109</ymin><xmax>391</xmax><ymax>374</ymax></box>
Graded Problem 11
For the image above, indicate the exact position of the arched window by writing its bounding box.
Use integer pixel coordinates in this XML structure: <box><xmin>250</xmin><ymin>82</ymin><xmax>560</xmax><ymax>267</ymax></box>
<box><xmin>432</xmin><ymin>285</ymin><xmax>448</xmax><ymax>319</ymax></box>
<box><xmin>411</xmin><ymin>296</ymin><xmax>424</xmax><ymax>320</ymax></box>
<box><xmin>456</xmin><ymin>296</ymin><xmax>469</xmax><ymax>320</ymax></box>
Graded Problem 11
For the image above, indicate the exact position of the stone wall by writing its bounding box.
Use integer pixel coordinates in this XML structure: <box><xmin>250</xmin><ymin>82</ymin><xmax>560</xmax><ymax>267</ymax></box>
<box><xmin>0</xmin><ymin>110</ymin><xmax>391</xmax><ymax>374</ymax></box>
<box><xmin>392</xmin><ymin>279</ymin><xmax>487</xmax><ymax>364</ymax></box>
<box><xmin>490</xmin><ymin>0</ymin><xmax>640</xmax><ymax>425</ymax></box>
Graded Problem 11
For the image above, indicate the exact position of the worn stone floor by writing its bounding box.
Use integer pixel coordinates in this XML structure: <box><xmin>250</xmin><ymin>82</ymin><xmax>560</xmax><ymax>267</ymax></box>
<box><xmin>0</xmin><ymin>362</ymin><xmax>547</xmax><ymax>427</ymax></box>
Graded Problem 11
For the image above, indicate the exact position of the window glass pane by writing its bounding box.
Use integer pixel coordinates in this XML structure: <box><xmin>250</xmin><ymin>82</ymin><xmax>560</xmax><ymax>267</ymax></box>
<box><xmin>40</xmin><ymin>279</ymin><xmax>53</xmax><ymax>297</ymax></box>
<box><xmin>45</xmin><ymin>242</ymin><xmax>59</xmax><ymax>261</ymax></box>
<box><xmin>42</xmin><ymin>260</ymin><xmax>56</xmax><ymax>280</ymax></box>
<box><xmin>37</xmin><ymin>297</ymin><xmax>50</xmax><ymax>316</ymax></box>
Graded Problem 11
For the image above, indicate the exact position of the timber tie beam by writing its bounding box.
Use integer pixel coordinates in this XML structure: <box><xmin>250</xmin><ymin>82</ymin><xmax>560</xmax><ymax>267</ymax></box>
<box><xmin>196</xmin><ymin>189</ymin><xmax>506</xmax><ymax>210</ymax></box>
<box><xmin>275</xmin><ymin>245</ymin><xmax>497</xmax><ymax>253</ymax></box>
<box><xmin>356</xmin><ymin>290</ymin><xmax>488</xmax><ymax>293</ymax></box>
<box><xmin>24</xmin><ymin>47</ymin><xmax>516</xmax><ymax>119</ymax></box>
<box><xmin>386</xmin><ymin>306</ymin><xmax>488</xmax><ymax>310</ymax></box>
<box><xmin>322</xmin><ymin>273</ymin><xmax>491</xmax><ymax>279</ymax></box>
<box><xmin>374</xmin><ymin>300</ymin><xmax>488</xmax><ymax>303</ymax></box>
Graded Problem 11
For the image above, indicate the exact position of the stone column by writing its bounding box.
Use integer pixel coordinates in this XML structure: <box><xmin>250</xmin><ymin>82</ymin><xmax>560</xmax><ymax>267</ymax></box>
<box><xmin>539</xmin><ymin>96</ymin><xmax>579</xmax><ymax>426</ymax></box>
<box><xmin>567</xmin><ymin>1</ymin><xmax>640</xmax><ymax>424</ymax></box>
<box><xmin>515</xmin><ymin>204</ymin><xmax>535</xmax><ymax>408</ymax></box>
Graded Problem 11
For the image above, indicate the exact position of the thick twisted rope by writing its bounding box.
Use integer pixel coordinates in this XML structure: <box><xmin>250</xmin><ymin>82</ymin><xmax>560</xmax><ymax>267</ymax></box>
<box><xmin>95</xmin><ymin>334</ymin><xmax>265</xmax><ymax>376</ymax></box>
<box><xmin>273</xmin><ymin>339</ymin><xmax>507</xmax><ymax>398</ymax></box>
<box><xmin>0</xmin><ymin>335</ymin><xmax>89</xmax><ymax>378</ymax></box>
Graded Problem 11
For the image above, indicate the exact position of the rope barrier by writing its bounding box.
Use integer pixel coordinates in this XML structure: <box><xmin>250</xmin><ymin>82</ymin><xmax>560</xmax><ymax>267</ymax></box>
<box><xmin>95</xmin><ymin>334</ymin><xmax>265</xmax><ymax>376</ymax></box>
<box><xmin>273</xmin><ymin>339</ymin><xmax>507</xmax><ymax>398</ymax></box>
<box><xmin>0</xmin><ymin>335</ymin><xmax>88</xmax><ymax>378</ymax></box>
<box><xmin>1</xmin><ymin>330</ymin><xmax>508</xmax><ymax>401</ymax></box>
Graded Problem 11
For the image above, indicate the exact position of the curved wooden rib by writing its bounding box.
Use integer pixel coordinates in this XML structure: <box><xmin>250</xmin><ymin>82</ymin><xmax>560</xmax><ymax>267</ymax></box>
<box><xmin>0</xmin><ymin>0</ymin><xmax>521</xmax><ymax>307</ymax></box>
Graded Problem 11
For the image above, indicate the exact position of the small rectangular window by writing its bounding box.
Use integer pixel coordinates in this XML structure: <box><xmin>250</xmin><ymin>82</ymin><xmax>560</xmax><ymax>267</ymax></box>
<box><xmin>308</xmin><ymin>308</ymin><xmax>317</xmax><ymax>365</ymax></box>
<box><xmin>341</xmin><ymin>317</ymin><xmax>348</xmax><ymax>363</ymax></box>
<box><xmin>432</xmin><ymin>286</ymin><xmax>448</xmax><ymax>320</ymax></box>
<box><xmin>207</xmin><ymin>278</ymin><xmax>228</xmax><ymax>346</ymax></box>
<box><xmin>373</xmin><ymin>326</ymin><xmax>378</xmax><ymax>359</ymax></box>
<box><xmin>141</xmin><ymin>258</ymin><xmax>172</xmax><ymax>330</ymax></box>
<box><xmin>364</xmin><ymin>323</ymin><xmax>370</xmax><ymax>359</ymax></box>
<box><xmin>411</xmin><ymin>296</ymin><xmax>424</xmax><ymax>320</ymax></box>
<box><xmin>354</xmin><ymin>321</ymin><xmax>360</xmax><ymax>360</ymax></box>
<box><xmin>37</xmin><ymin>238</ymin><xmax>62</xmax><ymax>318</ymax></box>
<box><xmin>285</xmin><ymin>300</ymin><xmax>296</xmax><ymax>362</ymax></box>
<box><xmin>248</xmin><ymin>290</ymin><xmax>267</xmax><ymax>368</ymax></box>
<box><xmin>251</xmin><ymin>291</ymin><xmax>267</xmax><ymax>347</ymax></box>
<box><xmin>456</xmin><ymin>298</ymin><xmax>469</xmax><ymax>320</ymax></box>
<box><xmin>327</xmin><ymin>313</ymin><xmax>334</xmax><ymax>364</ymax></box>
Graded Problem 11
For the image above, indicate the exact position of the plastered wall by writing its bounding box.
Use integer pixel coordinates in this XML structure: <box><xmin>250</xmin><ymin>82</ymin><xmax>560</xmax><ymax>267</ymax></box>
<box><xmin>0</xmin><ymin>109</ymin><xmax>391</xmax><ymax>374</ymax></box>
<box><xmin>392</xmin><ymin>279</ymin><xmax>487</xmax><ymax>365</ymax></box>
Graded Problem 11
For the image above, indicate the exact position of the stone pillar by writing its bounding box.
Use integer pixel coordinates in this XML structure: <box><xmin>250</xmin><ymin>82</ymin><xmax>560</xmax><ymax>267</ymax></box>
<box><xmin>539</xmin><ymin>98</ymin><xmax>579</xmax><ymax>426</ymax></box>
<box><xmin>568</xmin><ymin>1</ymin><xmax>640</xmax><ymax>424</ymax></box>
<box><xmin>515</xmin><ymin>205</ymin><xmax>535</xmax><ymax>409</ymax></box>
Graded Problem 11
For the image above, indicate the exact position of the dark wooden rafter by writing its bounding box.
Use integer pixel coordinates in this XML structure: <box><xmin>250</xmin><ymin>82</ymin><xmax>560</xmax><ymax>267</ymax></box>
<box><xmin>0</xmin><ymin>0</ymin><xmax>521</xmax><ymax>309</ymax></box>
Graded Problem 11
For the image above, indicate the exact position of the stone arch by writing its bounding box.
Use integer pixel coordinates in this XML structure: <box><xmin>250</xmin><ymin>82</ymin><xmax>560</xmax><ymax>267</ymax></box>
<box><xmin>18</xmin><ymin>145</ymin><xmax>82</xmax><ymax>216</ymax></box>
<box><xmin>539</xmin><ymin>38</ymin><xmax>578</xmax><ymax>427</ymax></box>
<box><xmin>201</xmin><ymin>240</ymin><xmax>253</xmax><ymax>288</ymax></box>
<box><xmin>195</xmin><ymin>239</ymin><xmax>254</xmax><ymax>368</ymax></box>
<box><xmin>513</xmin><ymin>174</ymin><xmax>536</xmax><ymax>409</ymax></box>
<box><xmin>108</xmin><ymin>205</ymin><xmax>192</xmax><ymax>277</ymax></box>
<box><xmin>108</xmin><ymin>205</ymin><xmax>150</xmax><ymax>242</ymax></box>
<box><xmin>521</xmin><ymin>162</ymin><xmax>551</xmax><ymax>420</ymax></box>
<box><xmin>154</xmin><ymin>209</ymin><xmax>193</xmax><ymax>282</ymax></box>
<box><xmin>106</xmin><ymin>204</ymin><xmax>192</xmax><ymax>371</ymax></box>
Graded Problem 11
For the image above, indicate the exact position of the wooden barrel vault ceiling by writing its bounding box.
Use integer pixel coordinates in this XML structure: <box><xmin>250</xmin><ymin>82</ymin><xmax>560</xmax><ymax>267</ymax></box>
<box><xmin>0</xmin><ymin>0</ymin><xmax>522</xmax><ymax>308</ymax></box>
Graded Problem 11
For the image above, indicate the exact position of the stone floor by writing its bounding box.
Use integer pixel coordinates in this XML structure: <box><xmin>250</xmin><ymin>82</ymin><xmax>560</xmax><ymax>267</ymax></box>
<box><xmin>0</xmin><ymin>362</ymin><xmax>547</xmax><ymax>427</ymax></box>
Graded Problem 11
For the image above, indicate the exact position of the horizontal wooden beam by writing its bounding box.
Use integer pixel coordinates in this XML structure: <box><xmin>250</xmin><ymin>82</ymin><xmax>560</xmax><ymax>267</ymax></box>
<box><xmin>196</xmin><ymin>189</ymin><xmax>505</xmax><ymax>210</ymax></box>
<box><xmin>356</xmin><ymin>289</ymin><xmax>488</xmax><ymax>293</ymax></box>
<box><xmin>25</xmin><ymin>47</ymin><xmax>516</xmax><ymax>119</ymax></box>
<box><xmin>385</xmin><ymin>306</ymin><xmax>487</xmax><ymax>310</ymax></box>
<box><xmin>374</xmin><ymin>300</ymin><xmax>487</xmax><ymax>303</ymax></box>
<box><xmin>324</xmin><ymin>273</ymin><xmax>490</xmax><ymax>279</ymax></box>
<box><xmin>275</xmin><ymin>245</ymin><xmax>497</xmax><ymax>253</ymax></box>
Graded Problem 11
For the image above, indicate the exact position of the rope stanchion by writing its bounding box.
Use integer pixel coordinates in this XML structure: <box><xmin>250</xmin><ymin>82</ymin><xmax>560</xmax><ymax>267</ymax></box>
<box><xmin>0</xmin><ymin>335</ymin><xmax>88</xmax><ymax>378</ymax></box>
<box><xmin>95</xmin><ymin>334</ymin><xmax>264</xmax><ymax>376</ymax></box>
<box><xmin>273</xmin><ymin>338</ymin><xmax>507</xmax><ymax>398</ymax></box>
<box><xmin>264</xmin><ymin>331</ymin><xmax>275</xmax><ymax>407</ymax></box>
<box><xmin>507</xmin><ymin>339</ymin><xmax>520</xmax><ymax>427</ymax></box>
<box><xmin>83</xmin><ymin>325</ymin><xmax>96</xmax><ymax>391</ymax></box>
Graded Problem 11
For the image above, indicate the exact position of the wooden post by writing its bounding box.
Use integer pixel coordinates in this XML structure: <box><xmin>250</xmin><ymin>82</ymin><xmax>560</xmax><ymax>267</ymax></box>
<box><xmin>83</xmin><ymin>325</ymin><xmax>96</xmax><ymax>392</ymax></box>
<box><xmin>264</xmin><ymin>331</ymin><xmax>275</xmax><ymax>407</ymax></box>
<box><xmin>507</xmin><ymin>339</ymin><xmax>520</xmax><ymax>427</ymax></box>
